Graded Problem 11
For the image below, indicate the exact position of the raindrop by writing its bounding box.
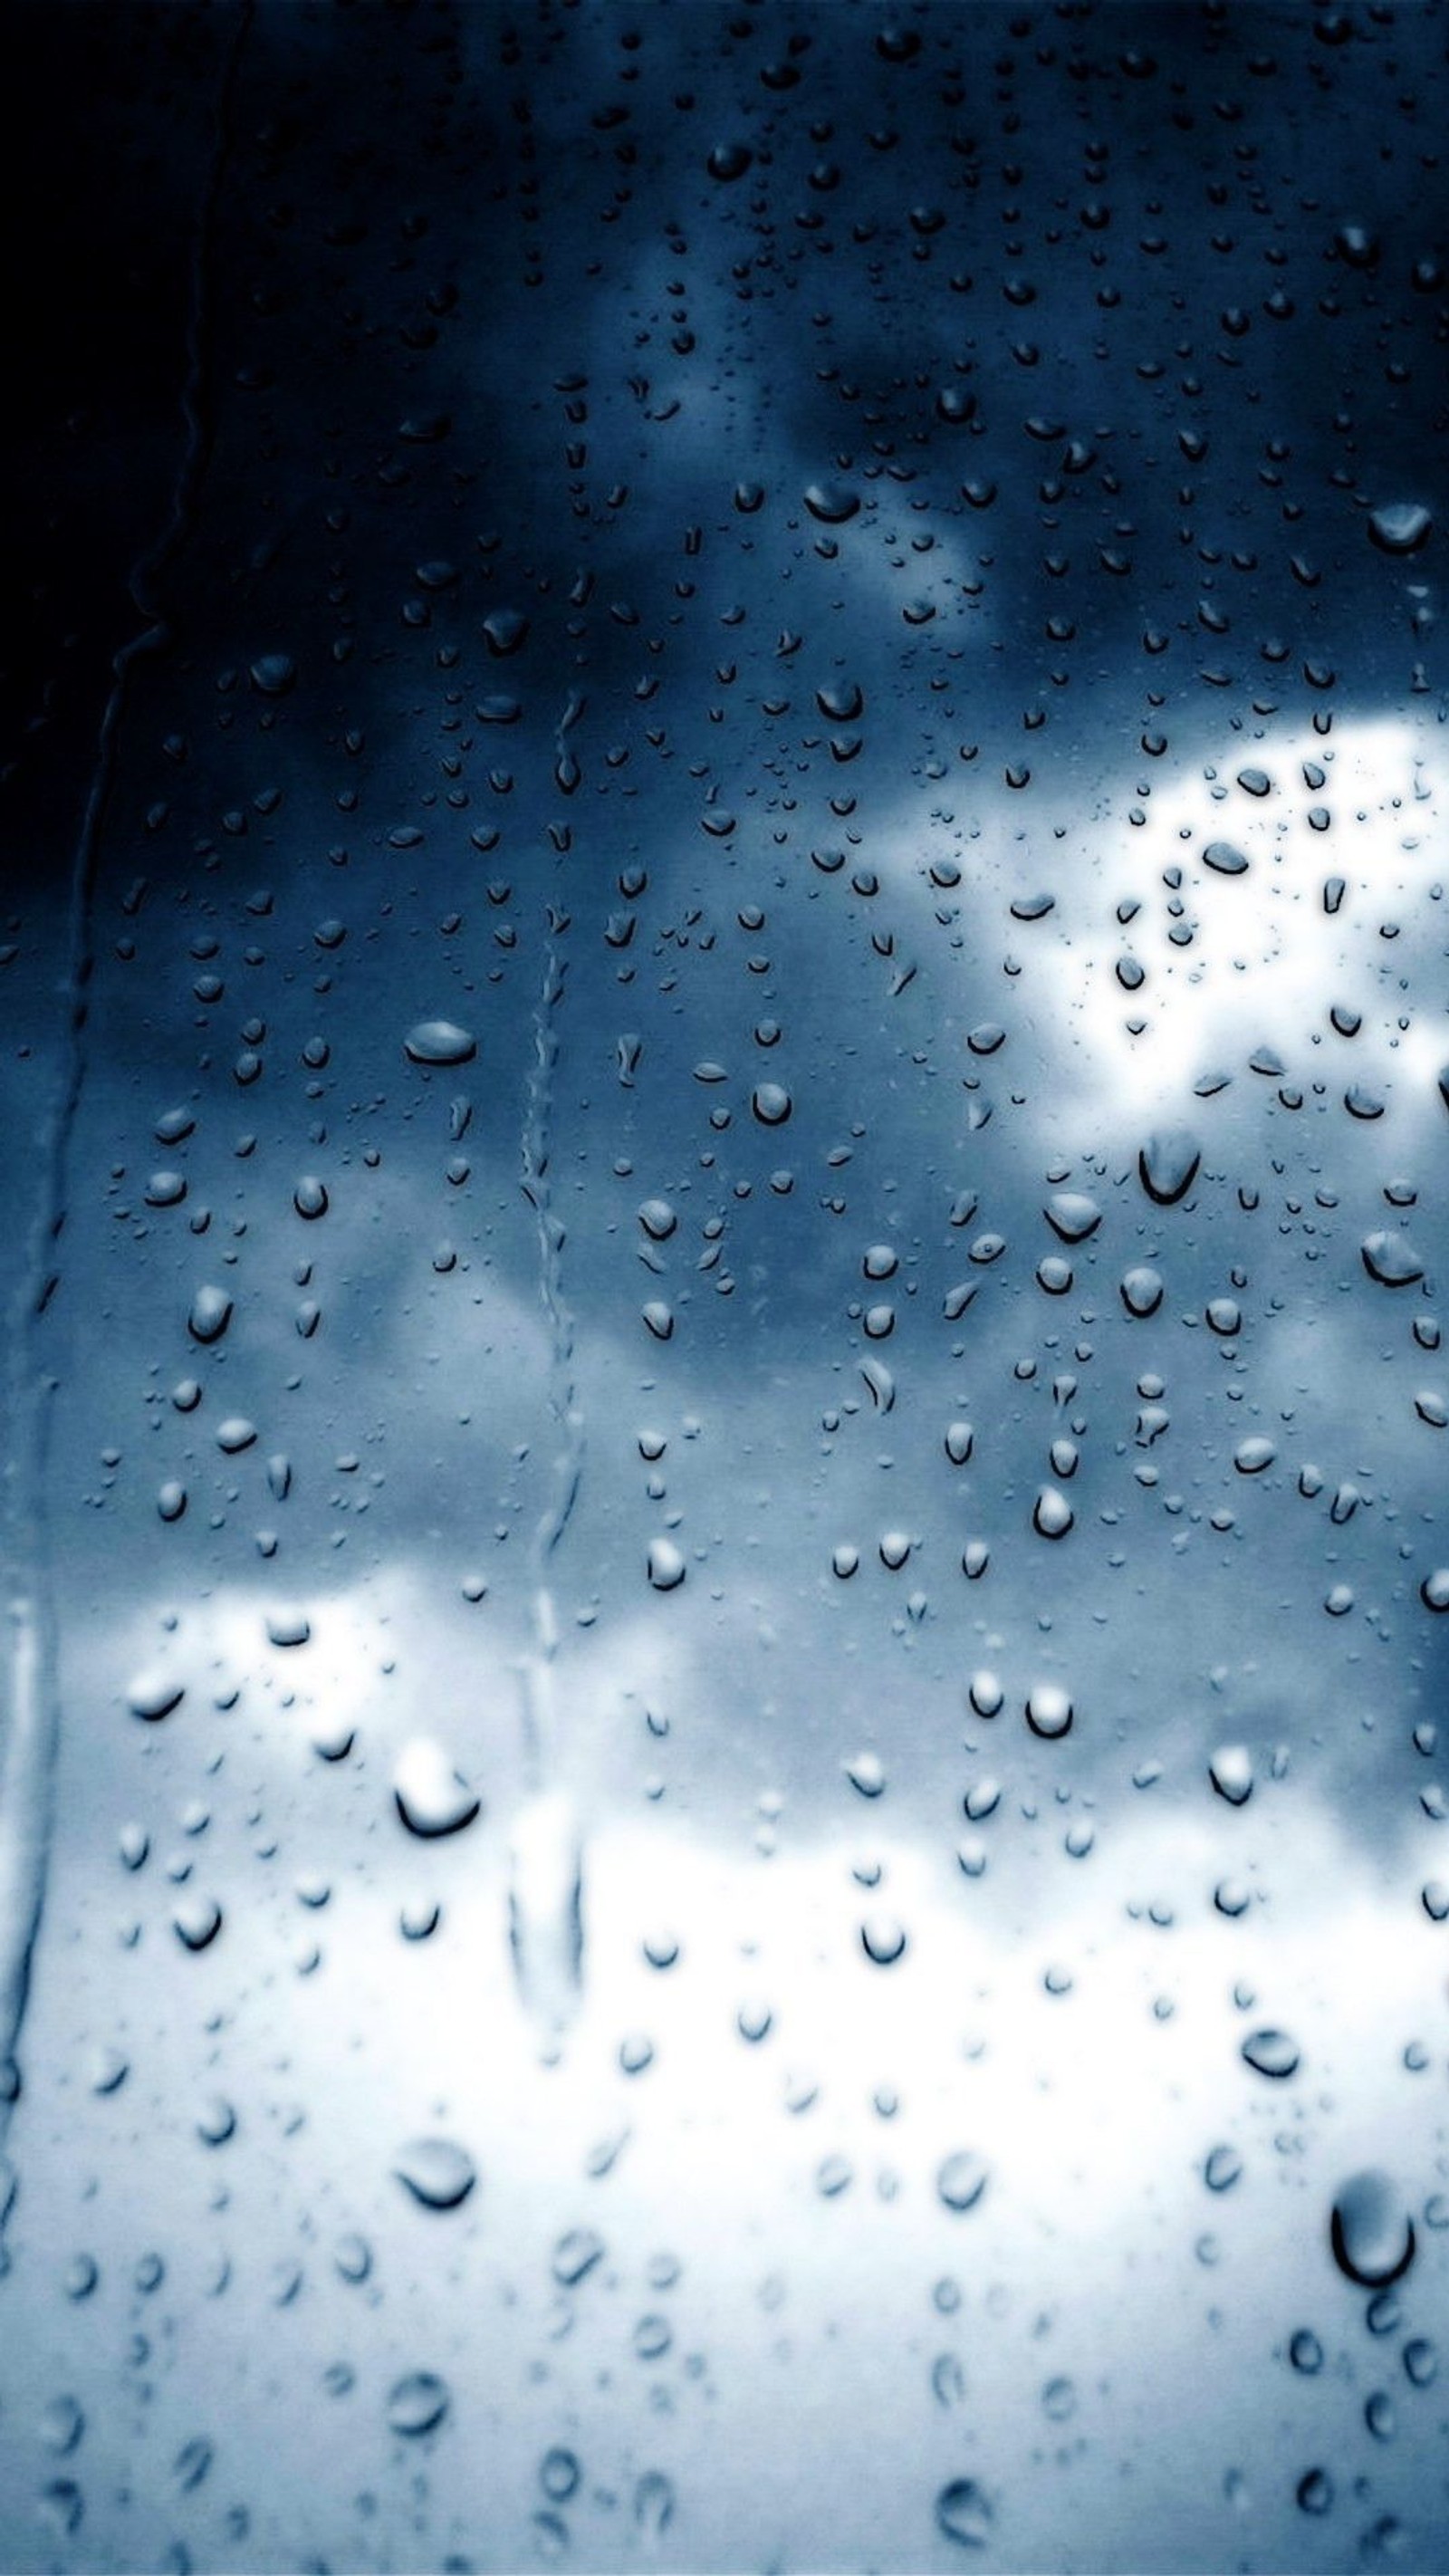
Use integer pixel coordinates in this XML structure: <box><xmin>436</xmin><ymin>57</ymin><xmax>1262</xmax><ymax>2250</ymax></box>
<box><xmin>127</xmin><ymin>1671</ymin><xmax>184</xmax><ymax>1723</ymax></box>
<box><xmin>1367</xmin><ymin>503</ymin><xmax>1431</xmax><ymax>554</ymax></box>
<box><xmin>936</xmin><ymin>2479</ymin><xmax>993</xmax><ymax>2549</ymax></box>
<box><xmin>1242</xmin><ymin>2029</ymin><xmax>1300</xmax><ymax>2080</ymax></box>
<box><xmin>386</xmin><ymin>2372</ymin><xmax>450</xmax><ymax>2437</ymax></box>
<box><xmin>392</xmin><ymin>1740</ymin><xmax>481</xmax><ymax>1839</ymax></box>
<box><xmin>1233</xmin><ymin>1439</ymin><xmax>1274</xmax><ymax>1476</ymax></box>
<box><xmin>1330</xmin><ymin>2172</ymin><xmax>1415</xmax><ymax>2287</ymax></box>
<box><xmin>1121</xmin><ymin>1265</ymin><xmax>1164</xmax><ymax>1318</ymax></box>
<box><xmin>803</xmin><ymin>480</ymin><xmax>859</xmax><ymax>524</ymax></box>
<box><xmin>187</xmin><ymin>1284</ymin><xmax>232</xmax><ymax>1344</ymax></box>
<box><xmin>937</xmin><ymin>2151</ymin><xmax>988</xmax><ymax>2214</ymax></box>
<box><xmin>405</xmin><ymin>1019</ymin><xmax>476</xmax><ymax>1067</ymax></box>
<box><xmin>648</xmin><ymin>1537</ymin><xmax>686</xmax><ymax>1591</ymax></box>
<box><xmin>1046</xmin><ymin>1192</ymin><xmax>1100</xmax><ymax>1244</ymax></box>
<box><xmin>393</xmin><ymin>2139</ymin><xmax>476</xmax><ymax>2212</ymax></box>
<box><xmin>1209</xmin><ymin>1745</ymin><xmax>1253</xmax><ymax>1805</ymax></box>
<box><xmin>1361</xmin><ymin>1230</ymin><xmax>1425</xmax><ymax>1287</ymax></box>
<box><xmin>706</xmin><ymin>141</ymin><xmax>753</xmax><ymax>182</ymax></box>
<box><xmin>1025</xmin><ymin>1684</ymin><xmax>1072</xmax><ymax>1739</ymax></box>
<box><xmin>1033</xmin><ymin>1486</ymin><xmax>1073</xmax><ymax>1540</ymax></box>
<box><xmin>1139</xmin><ymin>1127</ymin><xmax>1201</xmax><ymax>1206</ymax></box>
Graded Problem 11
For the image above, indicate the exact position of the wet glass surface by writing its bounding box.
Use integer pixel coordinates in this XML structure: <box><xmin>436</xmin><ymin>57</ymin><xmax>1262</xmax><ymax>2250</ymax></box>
<box><xmin>2</xmin><ymin>4</ymin><xmax>1448</xmax><ymax>2567</ymax></box>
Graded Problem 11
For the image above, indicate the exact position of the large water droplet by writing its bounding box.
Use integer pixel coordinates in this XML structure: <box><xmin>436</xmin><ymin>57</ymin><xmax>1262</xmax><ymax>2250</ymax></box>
<box><xmin>1367</xmin><ymin>502</ymin><xmax>1432</xmax><ymax>554</ymax></box>
<box><xmin>1139</xmin><ymin>1126</ymin><xmax>1201</xmax><ymax>1206</ymax></box>
<box><xmin>803</xmin><ymin>479</ymin><xmax>859</xmax><ymax>524</ymax></box>
<box><xmin>1361</xmin><ymin>1229</ymin><xmax>1425</xmax><ymax>1287</ymax></box>
<box><xmin>648</xmin><ymin>1538</ymin><xmax>686</xmax><ymax>1591</ymax></box>
<box><xmin>392</xmin><ymin>1739</ymin><xmax>480</xmax><ymax>1839</ymax></box>
<box><xmin>1045</xmin><ymin>1192</ymin><xmax>1100</xmax><ymax>1243</ymax></box>
<box><xmin>187</xmin><ymin>1284</ymin><xmax>233</xmax><ymax>1344</ymax></box>
<box><xmin>405</xmin><ymin>1019</ymin><xmax>476</xmax><ymax>1067</ymax></box>
<box><xmin>937</xmin><ymin>2150</ymin><xmax>989</xmax><ymax>2213</ymax></box>
<box><xmin>127</xmin><ymin>1670</ymin><xmax>184</xmax><ymax>1723</ymax></box>
<box><xmin>1121</xmin><ymin>1264</ymin><xmax>1164</xmax><ymax>1318</ymax></box>
<box><xmin>1025</xmin><ymin>1683</ymin><xmax>1072</xmax><ymax>1739</ymax></box>
<box><xmin>1329</xmin><ymin>2171</ymin><xmax>1415</xmax><ymax>2287</ymax></box>
<box><xmin>936</xmin><ymin>2478</ymin><xmax>993</xmax><ymax>2548</ymax></box>
<box><xmin>1209</xmin><ymin>1745</ymin><xmax>1253</xmax><ymax>1805</ymax></box>
<box><xmin>393</xmin><ymin>2139</ymin><xmax>477</xmax><ymax>2211</ymax></box>
<box><xmin>386</xmin><ymin>2371</ymin><xmax>450</xmax><ymax>2437</ymax></box>
<box><xmin>1242</xmin><ymin>2028</ymin><xmax>1300</xmax><ymax>2080</ymax></box>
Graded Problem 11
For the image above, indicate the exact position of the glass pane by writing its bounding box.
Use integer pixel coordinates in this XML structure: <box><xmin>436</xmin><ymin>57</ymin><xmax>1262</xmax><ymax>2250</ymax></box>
<box><xmin>2</xmin><ymin>4</ymin><xmax>1445</xmax><ymax>2568</ymax></box>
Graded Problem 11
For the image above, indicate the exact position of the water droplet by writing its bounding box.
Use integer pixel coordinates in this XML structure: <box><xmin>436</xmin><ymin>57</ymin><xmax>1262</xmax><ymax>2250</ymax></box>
<box><xmin>393</xmin><ymin>2139</ymin><xmax>476</xmax><ymax>2211</ymax></box>
<box><xmin>386</xmin><ymin>2371</ymin><xmax>450</xmax><ymax>2437</ymax></box>
<box><xmin>648</xmin><ymin>1537</ymin><xmax>686</xmax><ymax>1591</ymax></box>
<box><xmin>803</xmin><ymin>479</ymin><xmax>859</xmax><ymax>524</ymax></box>
<box><xmin>1139</xmin><ymin>1126</ymin><xmax>1201</xmax><ymax>1206</ymax></box>
<box><xmin>937</xmin><ymin>2151</ymin><xmax>989</xmax><ymax>2213</ymax></box>
<box><xmin>1329</xmin><ymin>2171</ymin><xmax>1415</xmax><ymax>2287</ymax></box>
<box><xmin>1033</xmin><ymin>1486</ymin><xmax>1073</xmax><ymax>1539</ymax></box>
<box><xmin>752</xmin><ymin>1081</ymin><xmax>792</xmax><ymax>1127</ymax></box>
<box><xmin>1209</xmin><ymin>1745</ymin><xmax>1253</xmax><ymax>1805</ymax></box>
<box><xmin>633</xmin><ymin>2470</ymin><xmax>675</xmax><ymax>2541</ymax></box>
<box><xmin>860</xmin><ymin>1915</ymin><xmax>907</xmax><ymax>1966</ymax></box>
<box><xmin>249</xmin><ymin>652</ymin><xmax>295</xmax><ymax>696</ymax></box>
<box><xmin>936</xmin><ymin>2478</ymin><xmax>993</xmax><ymax>2548</ymax></box>
<box><xmin>845</xmin><ymin>1751</ymin><xmax>886</xmax><ymax>1798</ymax></box>
<box><xmin>1233</xmin><ymin>1437</ymin><xmax>1275</xmax><ymax>1475</ymax></box>
<box><xmin>392</xmin><ymin>1739</ymin><xmax>480</xmax><ymax>1839</ymax></box>
<box><xmin>127</xmin><ymin>1670</ymin><xmax>184</xmax><ymax>1723</ymax></box>
<box><xmin>173</xmin><ymin>1896</ymin><xmax>223</xmax><ymax>1953</ymax></box>
<box><xmin>1121</xmin><ymin>1264</ymin><xmax>1164</xmax><ymax>1318</ymax></box>
<box><xmin>540</xmin><ymin>2446</ymin><xmax>581</xmax><ymax>2502</ymax></box>
<box><xmin>1367</xmin><ymin>502</ymin><xmax>1432</xmax><ymax>554</ymax></box>
<box><xmin>706</xmin><ymin>141</ymin><xmax>753</xmax><ymax>182</ymax></box>
<box><xmin>1025</xmin><ymin>1683</ymin><xmax>1072</xmax><ymax>1739</ymax></box>
<box><xmin>405</xmin><ymin>1019</ymin><xmax>475</xmax><ymax>1067</ymax></box>
<box><xmin>1242</xmin><ymin>2028</ymin><xmax>1300</xmax><ymax>2080</ymax></box>
<box><xmin>187</xmin><ymin>1284</ymin><xmax>233</xmax><ymax>1344</ymax></box>
<box><xmin>552</xmin><ymin>2226</ymin><xmax>605</xmax><ymax>2287</ymax></box>
<box><xmin>1045</xmin><ymin>1192</ymin><xmax>1100</xmax><ymax>1244</ymax></box>
<box><xmin>1361</xmin><ymin>1229</ymin><xmax>1425</xmax><ymax>1287</ymax></box>
<box><xmin>39</xmin><ymin>2396</ymin><xmax>84</xmax><ymax>2456</ymax></box>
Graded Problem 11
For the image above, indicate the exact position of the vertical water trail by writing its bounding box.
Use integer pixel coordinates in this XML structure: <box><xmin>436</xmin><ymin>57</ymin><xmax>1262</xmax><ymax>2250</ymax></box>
<box><xmin>509</xmin><ymin>879</ymin><xmax>587</xmax><ymax>2038</ymax></box>
<box><xmin>0</xmin><ymin>4</ymin><xmax>251</xmax><ymax>2255</ymax></box>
